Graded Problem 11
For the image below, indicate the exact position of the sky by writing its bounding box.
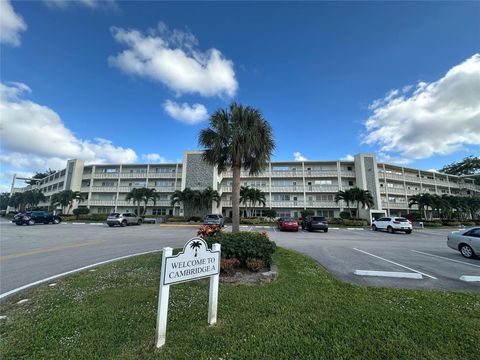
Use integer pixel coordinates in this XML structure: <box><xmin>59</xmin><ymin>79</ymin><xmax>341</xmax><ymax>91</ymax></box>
<box><xmin>1</xmin><ymin>0</ymin><xmax>479</xmax><ymax>192</ymax></box>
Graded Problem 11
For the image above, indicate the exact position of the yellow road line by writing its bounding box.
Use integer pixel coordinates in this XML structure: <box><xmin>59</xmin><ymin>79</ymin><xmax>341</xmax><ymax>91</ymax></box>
<box><xmin>1</xmin><ymin>240</ymin><xmax>104</xmax><ymax>260</ymax></box>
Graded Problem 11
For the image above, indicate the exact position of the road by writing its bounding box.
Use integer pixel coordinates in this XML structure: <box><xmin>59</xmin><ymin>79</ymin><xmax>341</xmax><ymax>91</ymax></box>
<box><xmin>1</xmin><ymin>219</ymin><xmax>479</xmax><ymax>298</ymax></box>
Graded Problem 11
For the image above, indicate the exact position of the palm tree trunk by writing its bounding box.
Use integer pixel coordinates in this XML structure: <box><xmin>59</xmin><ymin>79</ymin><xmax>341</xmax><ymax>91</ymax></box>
<box><xmin>356</xmin><ymin>202</ymin><xmax>360</xmax><ymax>219</ymax></box>
<box><xmin>232</xmin><ymin>165</ymin><xmax>241</xmax><ymax>233</ymax></box>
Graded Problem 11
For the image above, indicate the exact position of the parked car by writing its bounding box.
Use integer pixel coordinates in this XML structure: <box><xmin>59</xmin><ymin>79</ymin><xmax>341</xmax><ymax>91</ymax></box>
<box><xmin>15</xmin><ymin>211</ymin><xmax>62</xmax><ymax>226</ymax></box>
<box><xmin>302</xmin><ymin>216</ymin><xmax>329</xmax><ymax>232</ymax></box>
<box><xmin>447</xmin><ymin>227</ymin><xmax>480</xmax><ymax>259</ymax></box>
<box><xmin>107</xmin><ymin>212</ymin><xmax>142</xmax><ymax>227</ymax></box>
<box><xmin>203</xmin><ymin>214</ymin><xmax>224</xmax><ymax>227</ymax></box>
<box><xmin>372</xmin><ymin>217</ymin><xmax>412</xmax><ymax>234</ymax></box>
<box><xmin>11</xmin><ymin>212</ymin><xmax>25</xmax><ymax>223</ymax></box>
<box><xmin>278</xmin><ymin>218</ymin><xmax>299</xmax><ymax>232</ymax></box>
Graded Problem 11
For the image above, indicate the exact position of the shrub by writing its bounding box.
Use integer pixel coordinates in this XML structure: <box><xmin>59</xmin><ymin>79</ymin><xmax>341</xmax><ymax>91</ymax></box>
<box><xmin>339</xmin><ymin>211</ymin><xmax>351</xmax><ymax>219</ymax></box>
<box><xmin>188</xmin><ymin>216</ymin><xmax>202</xmax><ymax>222</ymax></box>
<box><xmin>300</xmin><ymin>210</ymin><xmax>314</xmax><ymax>219</ymax></box>
<box><xmin>263</xmin><ymin>209</ymin><xmax>276</xmax><ymax>219</ymax></box>
<box><xmin>328</xmin><ymin>218</ymin><xmax>343</xmax><ymax>224</ymax></box>
<box><xmin>442</xmin><ymin>220</ymin><xmax>460</xmax><ymax>226</ymax></box>
<box><xmin>205</xmin><ymin>231</ymin><xmax>276</xmax><ymax>267</ymax></box>
<box><xmin>246</xmin><ymin>258</ymin><xmax>264</xmax><ymax>272</ymax></box>
<box><xmin>197</xmin><ymin>225</ymin><xmax>222</xmax><ymax>238</ymax></box>
<box><xmin>342</xmin><ymin>219</ymin><xmax>368</xmax><ymax>226</ymax></box>
<box><xmin>79</xmin><ymin>213</ymin><xmax>108</xmax><ymax>221</ymax></box>
<box><xmin>167</xmin><ymin>216</ymin><xmax>187</xmax><ymax>222</ymax></box>
<box><xmin>423</xmin><ymin>221</ymin><xmax>442</xmax><ymax>227</ymax></box>
<box><xmin>73</xmin><ymin>207</ymin><xmax>90</xmax><ymax>219</ymax></box>
<box><xmin>220</xmin><ymin>258</ymin><xmax>241</xmax><ymax>276</ymax></box>
<box><xmin>240</xmin><ymin>218</ymin><xmax>263</xmax><ymax>225</ymax></box>
<box><xmin>223</xmin><ymin>216</ymin><xmax>232</xmax><ymax>224</ymax></box>
<box><xmin>461</xmin><ymin>221</ymin><xmax>476</xmax><ymax>227</ymax></box>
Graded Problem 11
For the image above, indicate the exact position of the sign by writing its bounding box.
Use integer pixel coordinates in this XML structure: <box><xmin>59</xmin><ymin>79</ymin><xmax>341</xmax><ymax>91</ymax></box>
<box><xmin>156</xmin><ymin>237</ymin><xmax>221</xmax><ymax>348</ymax></box>
<box><xmin>163</xmin><ymin>238</ymin><xmax>220</xmax><ymax>285</ymax></box>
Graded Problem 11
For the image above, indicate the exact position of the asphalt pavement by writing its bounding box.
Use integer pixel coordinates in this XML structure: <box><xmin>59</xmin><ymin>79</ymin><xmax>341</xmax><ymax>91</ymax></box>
<box><xmin>1</xmin><ymin>219</ymin><xmax>479</xmax><ymax>298</ymax></box>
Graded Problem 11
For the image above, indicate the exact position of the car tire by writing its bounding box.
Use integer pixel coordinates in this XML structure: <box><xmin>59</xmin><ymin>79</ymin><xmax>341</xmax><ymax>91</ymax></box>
<box><xmin>15</xmin><ymin>222</ymin><xmax>22</xmax><ymax>226</ymax></box>
<box><xmin>459</xmin><ymin>244</ymin><xmax>475</xmax><ymax>259</ymax></box>
<box><xmin>28</xmin><ymin>219</ymin><xmax>35</xmax><ymax>226</ymax></box>
<box><xmin>372</xmin><ymin>225</ymin><xmax>377</xmax><ymax>231</ymax></box>
<box><xmin>324</xmin><ymin>229</ymin><xmax>328</xmax><ymax>233</ymax></box>
<box><xmin>405</xmin><ymin>230</ymin><xmax>412</xmax><ymax>234</ymax></box>
<box><xmin>137</xmin><ymin>219</ymin><xmax>143</xmax><ymax>225</ymax></box>
<box><xmin>108</xmin><ymin>224</ymin><xmax>114</xmax><ymax>227</ymax></box>
<box><xmin>120</xmin><ymin>220</ymin><xmax>127</xmax><ymax>227</ymax></box>
<box><xmin>387</xmin><ymin>226</ymin><xmax>394</xmax><ymax>234</ymax></box>
<box><xmin>44</xmin><ymin>222</ymin><xmax>49</xmax><ymax>224</ymax></box>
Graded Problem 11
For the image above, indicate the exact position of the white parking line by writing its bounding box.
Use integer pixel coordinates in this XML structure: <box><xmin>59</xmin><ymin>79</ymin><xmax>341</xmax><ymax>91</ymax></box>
<box><xmin>354</xmin><ymin>270</ymin><xmax>422</xmax><ymax>279</ymax></box>
<box><xmin>459</xmin><ymin>276</ymin><xmax>480</xmax><ymax>282</ymax></box>
<box><xmin>353</xmin><ymin>248</ymin><xmax>437</xmax><ymax>279</ymax></box>
<box><xmin>411</xmin><ymin>250</ymin><xmax>480</xmax><ymax>269</ymax></box>
<box><xmin>0</xmin><ymin>249</ymin><xmax>162</xmax><ymax>300</ymax></box>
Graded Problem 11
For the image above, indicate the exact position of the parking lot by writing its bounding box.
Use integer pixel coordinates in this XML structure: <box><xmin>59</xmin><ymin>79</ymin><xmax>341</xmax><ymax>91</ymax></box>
<box><xmin>1</xmin><ymin>219</ymin><xmax>479</xmax><ymax>298</ymax></box>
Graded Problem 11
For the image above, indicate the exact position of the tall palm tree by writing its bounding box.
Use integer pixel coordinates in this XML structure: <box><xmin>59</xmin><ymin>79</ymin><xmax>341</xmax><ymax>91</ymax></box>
<box><xmin>126</xmin><ymin>188</ymin><xmax>144</xmax><ymax>216</ymax></box>
<box><xmin>142</xmin><ymin>188</ymin><xmax>160</xmax><ymax>216</ymax></box>
<box><xmin>240</xmin><ymin>185</ymin><xmax>252</xmax><ymax>217</ymax></box>
<box><xmin>250</xmin><ymin>188</ymin><xmax>266</xmax><ymax>217</ymax></box>
<box><xmin>335</xmin><ymin>190</ymin><xmax>353</xmax><ymax>216</ymax></box>
<box><xmin>199</xmin><ymin>103</ymin><xmax>275</xmax><ymax>232</ymax></box>
<box><xmin>51</xmin><ymin>190</ymin><xmax>83</xmax><ymax>214</ymax></box>
<box><xmin>349</xmin><ymin>187</ymin><xmax>374</xmax><ymax>219</ymax></box>
<box><xmin>200</xmin><ymin>187</ymin><xmax>221</xmax><ymax>215</ymax></box>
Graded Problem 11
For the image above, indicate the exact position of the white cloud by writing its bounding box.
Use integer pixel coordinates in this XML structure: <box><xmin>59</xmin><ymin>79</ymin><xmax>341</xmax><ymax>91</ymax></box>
<box><xmin>141</xmin><ymin>153</ymin><xmax>168</xmax><ymax>163</ymax></box>
<box><xmin>0</xmin><ymin>82</ymin><xmax>138</xmax><ymax>172</ymax></box>
<box><xmin>0</xmin><ymin>0</ymin><xmax>27</xmax><ymax>47</ymax></box>
<box><xmin>363</xmin><ymin>53</ymin><xmax>480</xmax><ymax>162</ymax></box>
<box><xmin>376</xmin><ymin>152</ymin><xmax>411</xmax><ymax>165</ymax></box>
<box><xmin>341</xmin><ymin>154</ymin><xmax>354</xmax><ymax>161</ymax></box>
<box><xmin>163</xmin><ymin>100</ymin><xmax>208</xmax><ymax>124</ymax></box>
<box><xmin>294</xmin><ymin>152</ymin><xmax>307</xmax><ymax>161</ymax></box>
<box><xmin>109</xmin><ymin>23</ymin><xmax>238</xmax><ymax>98</ymax></box>
<box><xmin>43</xmin><ymin>0</ymin><xmax>118</xmax><ymax>10</ymax></box>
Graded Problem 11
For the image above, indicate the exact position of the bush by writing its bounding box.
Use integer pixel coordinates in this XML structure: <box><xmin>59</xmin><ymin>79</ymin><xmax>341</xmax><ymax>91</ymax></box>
<box><xmin>240</xmin><ymin>218</ymin><xmax>263</xmax><ymax>225</ymax></box>
<box><xmin>442</xmin><ymin>220</ymin><xmax>460</xmax><ymax>226</ymax></box>
<box><xmin>188</xmin><ymin>216</ymin><xmax>202</xmax><ymax>222</ymax></box>
<box><xmin>461</xmin><ymin>221</ymin><xmax>476</xmax><ymax>227</ymax></box>
<box><xmin>342</xmin><ymin>219</ymin><xmax>368</xmax><ymax>226</ymax></box>
<box><xmin>300</xmin><ymin>210</ymin><xmax>314</xmax><ymax>219</ymax></box>
<box><xmin>220</xmin><ymin>258</ymin><xmax>241</xmax><ymax>276</ymax></box>
<box><xmin>263</xmin><ymin>209</ymin><xmax>276</xmax><ymax>219</ymax></box>
<box><xmin>328</xmin><ymin>218</ymin><xmax>343</xmax><ymax>224</ymax></box>
<box><xmin>339</xmin><ymin>211</ymin><xmax>351</xmax><ymax>219</ymax></box>
<box><xmin>73</xmin><ymin>207</ymin><xmax>90</xmax><ymax>219</ymax></box>
<box><xmin>246</xmin><ymin>258</ymin><xmax>264</xmax><ymax>272</ymax></box>
<box><xmin>223</xmin><ymin>216</ymin><xmax>232</xmax><ymax>224</ymax></box>
<box><xmin>205</xmin><ymin>231</ymin><xmax>276</xmax><ymax>267</ymax></box>
<box><xmin>197</xmin><ymin>225</ymin><xmax>222</xmax><ymax>238</ymax></box>
<box><xmin>166</xmin><ymin>216</ymin><xmax>187</xmax><ymax>222</ymax></box>
<box><xmin>423</xmin><ymin>221</ymin><xmax>442</xmax><ymax>227</ymax></box>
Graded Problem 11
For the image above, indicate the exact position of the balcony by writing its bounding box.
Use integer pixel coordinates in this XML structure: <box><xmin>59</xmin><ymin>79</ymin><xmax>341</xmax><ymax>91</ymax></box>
<box><xmin>90</xmin><ymin>186</ymin><xmax>118</xmax><ymax>192</ymax></box>
<box><xmin>91</xmin><ymin>173</ymin><xmax>120</xmax><ymax>179</ymax></box>
<box><xmin>382</xmin><ymin>173</ymin><xmax>405</xmax><ymax>181</ymax></box>
<box><xmin>270</xmin><ymin>186</ymin><xmax>304</xmax><ymax>192</ymax></box>
<box><xmin>381</xmin><ymin>202</ymin><xmax>409</xmax><ymax>209</ymax></box>
<box><xmin>385</xmin><ymin>188</ymin><xmax>406</xmax><ymax>195</ymax></box>
<box><xmin>148</xmin><ymin>172</ymin><xmax>178</xmax><ymax>178</ymax></box>
<box><xmin>340</xmin><ymin>171</ymin><xmax>356</xmax><ymax>178</ymax></box>
<box><xmin>271</xmin><ymin>170</ymin><xmax>303</xmax><ymax>178</ymax></box>
<box><xmin>303</xmin><ymin>170</ymin><xmax>338</xmax><ymax>177</ymax></box>
<box><xmin>220</xmin><ymin>171</ymin><xmax>269</xmax><ymax>178</ymax></box>
<box><xmin>305</xmin><ymin>185</ymin><xmax>339</xmax><ymax>192</ymax></box>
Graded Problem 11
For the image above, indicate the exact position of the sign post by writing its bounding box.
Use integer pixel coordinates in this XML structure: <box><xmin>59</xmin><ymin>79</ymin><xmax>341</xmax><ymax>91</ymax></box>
<box><xmin>155</xmin><ymin>237</ymin><xmax>221</xmax><ymax>348</ymax></box>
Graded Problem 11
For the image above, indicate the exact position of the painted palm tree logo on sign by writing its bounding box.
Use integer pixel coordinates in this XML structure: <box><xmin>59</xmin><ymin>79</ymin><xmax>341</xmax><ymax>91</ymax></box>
<box><xmin>190</xmin><ymin>240</ymin><xmax>202</xmax><ymax>257</ymax></box>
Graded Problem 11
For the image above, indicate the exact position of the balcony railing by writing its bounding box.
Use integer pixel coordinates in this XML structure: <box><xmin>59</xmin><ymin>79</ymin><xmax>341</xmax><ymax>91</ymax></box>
<box><xmin>305</xmin><ymin>185</ymin><xmax>339</xmax><ymax>192</ymax></box>
<box><xmin>381</xmin><ymin>202</ymin><xmax>409</xmax><ymax>209</ymax></box>
<box><xmin>147</xmin><ymin>172</ymin><xmax>178</xmax><ymax>178</ymax></box>
<box><xmin>270</xmin><ymin>186</ymin><xmax>304</xmax><ymax>192</ymax></box>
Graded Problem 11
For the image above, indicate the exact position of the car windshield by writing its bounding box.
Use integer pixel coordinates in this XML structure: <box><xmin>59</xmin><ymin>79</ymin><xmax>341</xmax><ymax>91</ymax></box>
<box><xmin>311</xmin><ymin>217</ymin><xmax>325</xmax><ymax>221</ymax></box>
<box><xmin>206</xmin><ymin>215</ymin><xmax>219</xmax><ymax>219</ymax></box>
<box><xmin>283</xmin><ymin>218</ymin><xmax>294</xmax><ymax>221</ymax></box>
<box><xmin>395</xmin><ymin>218</ymin><xmax>408</xmax><ymax>222</ymax></box>
<box><xmin>109</xmin><ymin>213</ymin><xmax>120</xmax><ymax>218</ymax></box>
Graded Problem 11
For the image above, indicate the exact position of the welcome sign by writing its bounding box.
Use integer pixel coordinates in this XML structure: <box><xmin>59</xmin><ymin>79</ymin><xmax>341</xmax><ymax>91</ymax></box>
<box><xmin>163</xmin><ymin>238</ymin><xmax>220</xmax><ymax>285</ymax></box>
<box><xmin>156</xmin><ymin>237</ymin><xmax>221</xmax><ymax>348</ymax></box>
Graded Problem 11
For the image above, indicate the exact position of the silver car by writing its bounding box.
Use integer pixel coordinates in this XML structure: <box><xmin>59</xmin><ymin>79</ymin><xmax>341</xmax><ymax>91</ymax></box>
<box><xmin>203</xmin><ymin>214</ymin><xmax>224</xmax><ymax>227</ymax></box>
<box><xmin>447</xmin><ymin>227</ymin><xmax>480</xmax><ymax>259</ymax></box>
<box><xmin>107</xmin><ymin>212</ymin><xmax>142</xmax><ymax>227</ymax></box>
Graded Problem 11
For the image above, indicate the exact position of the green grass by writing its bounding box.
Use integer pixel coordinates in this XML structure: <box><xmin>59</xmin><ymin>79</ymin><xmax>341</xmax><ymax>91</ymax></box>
<box><xmin>1</xmin><ymin>249</ymin><xmax>479</xmax><ymax>359</ymax></box>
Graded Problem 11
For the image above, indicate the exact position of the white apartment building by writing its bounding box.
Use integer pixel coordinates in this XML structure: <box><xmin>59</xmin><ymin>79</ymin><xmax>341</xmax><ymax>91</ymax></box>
<box><xmin>10</xmin><ymin>152</ymin><xmax>480</xmax><ymax>219</ymax></box>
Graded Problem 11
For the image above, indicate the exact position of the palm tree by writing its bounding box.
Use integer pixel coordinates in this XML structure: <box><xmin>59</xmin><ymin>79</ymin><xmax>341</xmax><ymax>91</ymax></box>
<box><xmin>250</xmin><ymin>188</ymin><xmax>266</xmax><ymax>217</ymax></box>
<box><xmin>199</xmin><ymin>103</ymin><xmax>275</xmax><ymax>233</ymax></box>
<box><xmin>240</xmin><ymin>185</ymin><xmax>252</xmax><ymax>217</ymax></box>
<box><xmin>335</xmin><ymin>190</ymin><xmax>353</xmax><ymax>217</ymax></box>
<box><xmin>349</xmin><ymin>187</ymin><xmax>374</xmax><ymax>219</ymax></box>
<box><xmin>190</xmin><ymin>240</ymin><xmax>202</xmax><ymax>257</ymax></box>
<box><xmin>126</xmin><ymin>188</ymin><xmax>144</xmax><ymax>216</ymax></box>
<box><xmin>51</xmin><ymin>190</ymin><xmax>83</xmax><ymax>214</ymax></box>
<box><xmin>141</xmin><ymin>188</ymin><xmax>160</xmax><ymax>216</ymax></box>
<box><xmin>200</xmin><ymin>187</ymin><xmax>221</xmax><ymax>215</ymax></box>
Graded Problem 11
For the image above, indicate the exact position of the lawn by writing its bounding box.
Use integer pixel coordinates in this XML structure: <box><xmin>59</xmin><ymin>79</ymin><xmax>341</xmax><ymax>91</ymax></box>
<box><xmin>0</xmin><ymin>248</ymin><xmax>479</xmax><ymax>359</ymax></box>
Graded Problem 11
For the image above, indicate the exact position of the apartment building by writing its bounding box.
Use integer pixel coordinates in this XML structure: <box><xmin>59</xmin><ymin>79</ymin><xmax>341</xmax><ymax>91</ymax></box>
<box><xmin>10</xmin><ymin>152</ymin><xmax>480</xmax><ymax>219</ymax></box>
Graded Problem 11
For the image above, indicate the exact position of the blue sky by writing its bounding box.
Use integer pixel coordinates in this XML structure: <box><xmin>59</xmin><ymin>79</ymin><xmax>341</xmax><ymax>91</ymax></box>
<box><xmin>1</xmin><ymin>1</ymin><xmax>479</xmax><ymax>191</ymax></box>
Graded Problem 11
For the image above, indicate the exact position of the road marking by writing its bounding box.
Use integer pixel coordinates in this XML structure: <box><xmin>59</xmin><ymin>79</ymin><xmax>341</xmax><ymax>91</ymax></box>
<box><xmin>0</xmin><ymin>240</ymin><xmax>105</xmax><ymax>261</ymax></box>
<box><xmin>0</xmin><ymin>249</ymin><xmax>162</xmax><ymax>300</ymax></box>
<box><xmin>353</xmin><ymin>248</ymin><xmax>437</xmax><ymax>279</ymax></box>
<box><xmin>248</xmin><ymin>226</ymin><xmax>254</xmax><ymax>232</ymax></box>
<box><xmin>354</xmin><ymin>270</ymin><xmax>423</xmax><ymax>279</ymax></box>
<box><xmin>459</xmin><ymin>276</ymin><xmax>480</xmax><ymax>282</ymax></box>
<box><xmin>411</xmin><ymin>250</ymin><xmax>480</xmax><ymax>269</ymax></box>
<box><xmin>347</xmin><ymin>228</ymin><xmax>365</xmax><ymax>231</ymax></box>
<box><xmin>273</xmin><ymin>227</ymin><xmax>277</xmax><ymax>232</ymax></box>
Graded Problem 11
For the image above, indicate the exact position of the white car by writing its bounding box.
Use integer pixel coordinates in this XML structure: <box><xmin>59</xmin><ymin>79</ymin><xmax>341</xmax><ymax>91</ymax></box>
<box><xmin>447</xmin><ymin>227</ymin><xmax>480</xmax><ymax>259</ymax></box>
<box><xmin>372</xmin><ymin>217</ymin><xmax>412</xmax><ymax>234</ymax></box>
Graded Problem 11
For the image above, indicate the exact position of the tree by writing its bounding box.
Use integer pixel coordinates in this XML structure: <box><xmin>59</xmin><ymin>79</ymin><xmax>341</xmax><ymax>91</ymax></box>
<box><xmin>199</xmin><ymin>103</ymin><xmax>275</xmax><ymax>233</ymax></box>
<box><xmin>440</xmin><ymin>156</ymin><xmax>480</xmax><ymax>185</ymax></box>
<box><xmin>141</xmin><ymin>188</ymin><xmax>160</xmax><ymax>216</ymax></box>
<box><xmin>73</xmin><ymin>207</ymin><xmax>90</xmax><ymax>219</ymax></box>
<box><xmin>51</xmin><ymin>190</ymin><xmax>83</xmax><ymax>214</ymax></box>
<box><xmin>170</xmin><ymin>187</ymin><xmax>220</xmax><ymax>217</ymax></box>
<box><xmin>240</xmin><ymin>185</ymin><xmax>252</xmax><ymax>217</ymax></box>
<box><xmin>264</xmin><ymin>209</ymin><xmax>277</xmax><ymax>220</ymax></box>
<box><xmin>126</xmin><ymin>188</ymin><xmax>145</xmax><ymax>216</ymax></box>
<box><xmin>25</xmin><ymin>169</ymin><xmax>56</xmax><ymax>185</ymax></box>
<box><xmin>200</xmin><ymin>187</ymin><xmax>221</xmax><ymax>215</ymax></box>
<box><xmin>334</xmin><ymin>190</ymin><xmax>353</xmax><ymax>216</ymax></box>
<box><xmin>0</xmin><ymin>192</ymin><xmax>9</xmax><ymax>210</ymax></box>
<box><xmin>250</xmin><ymin>188</ymin><xmax>266</xmax><ymax>217</ymax></box>
<box><xmin>349</xmin><ymin>187</ymin><xmax>374</xmax><ymax>219</ymax></box>
<box><xmin>7</xmin><ymin>190</ymin><xmax>46</xmax><ymax>211</ymax></box>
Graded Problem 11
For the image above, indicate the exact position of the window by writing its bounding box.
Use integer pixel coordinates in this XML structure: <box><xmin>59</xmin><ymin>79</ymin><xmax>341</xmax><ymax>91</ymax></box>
<box><xmin>273</xmin><ymin>194</ymin><xmax>291</xmax><ymax>201</ymax></box>
<box><xmin>152</xmin><ymin>208</ymin><xmax>168</xmax><ymax>216</ymax></box>
<box><xmin>156</xmin><ymin>181</ymin><xmax>174</xmax><ymax>187</ymax></box>
<box><xmin>316</xmin><ymin>210</ymin><xmax>334</xmax><ymax>218</ymax></box>
<box><xmin>314</xmin><ymin>180</ymin><xmax>332</xmax><ymax>185</ymax></box>
<box><xmin>101</xmin><ymin>181</ymin><xmax>116</xmax><ymax>187</ymax></box>
<box><xmin>465</xmin><ymin>229</ymin><xmax>480</xmax><ymax>238</ymax></box>
<box><xmin>347</xmin><ymin>166</ymin><xmax>352</xmax><ymax>171</ymax></box>
<box><xmin>103</xmin><ymin>168</ymin><xmax>117</xmax><ymax>173</ymax></box>
<box><xmin>348</xmin><ymin>181</ymin><xmax>354</xmax><ymax>186</ymax></box>
<box><xmin>97</xmin><ymin>207</ymin><xmax>112</xmax><ymax>214</ymax></box>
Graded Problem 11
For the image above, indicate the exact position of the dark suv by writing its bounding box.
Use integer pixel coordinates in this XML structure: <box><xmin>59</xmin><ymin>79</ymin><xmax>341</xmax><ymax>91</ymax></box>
<box><xmin>302</xmin><ymin>216</ymin><xmax>328</xmax><ymax>232</ymax></box>
<box><xmin>15</xmin><ymin>211</ymin><xmax>62</xmax><ymax>226</ymax></box>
